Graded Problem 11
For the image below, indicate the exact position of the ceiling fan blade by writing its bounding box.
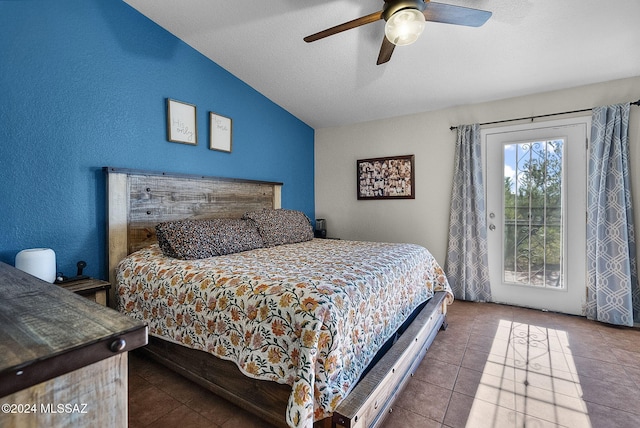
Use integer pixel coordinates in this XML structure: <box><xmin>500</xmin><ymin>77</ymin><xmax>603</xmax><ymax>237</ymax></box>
<box><xmin>376</xmin><ymin>36</ymin><xmax>395</xmax><ymax>65</ymax></box>
<box><xmin>423</xmin><ymin>2</ymin><xmax>492</xmax><ymax>27</ymax></box>
<box><xmin>304</xmin><ymin>10</ymin><xmax>383</xmax><ymax>43</ymax></box>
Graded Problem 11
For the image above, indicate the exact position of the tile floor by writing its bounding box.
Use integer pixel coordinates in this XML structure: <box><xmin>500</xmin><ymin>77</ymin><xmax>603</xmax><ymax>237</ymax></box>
<box><xmin>128</xmin><ymin>300</ymin><xmax>640</xmax><ymax>427</ymax></box>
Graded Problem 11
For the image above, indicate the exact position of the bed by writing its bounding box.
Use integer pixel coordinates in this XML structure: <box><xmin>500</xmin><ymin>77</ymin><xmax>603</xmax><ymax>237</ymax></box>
<box><xmin>105</xmin><ymin>167</ymin><xmax>453</xmax><ymax>428</ymax></box>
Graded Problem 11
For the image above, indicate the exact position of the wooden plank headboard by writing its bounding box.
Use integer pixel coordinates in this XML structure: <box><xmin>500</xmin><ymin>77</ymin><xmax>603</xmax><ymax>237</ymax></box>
<box><xmin>104</xmin><ymin>167</ymin><xmax>282</xmax><ymax>306</ymax></box>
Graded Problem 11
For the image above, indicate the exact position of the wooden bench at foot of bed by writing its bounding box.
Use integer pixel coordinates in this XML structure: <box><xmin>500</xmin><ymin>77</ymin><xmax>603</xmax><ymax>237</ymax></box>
<box><xmin>139</xmin><ymin>291</ymin><xmax>448</xmax><ymax>428</ymax></box>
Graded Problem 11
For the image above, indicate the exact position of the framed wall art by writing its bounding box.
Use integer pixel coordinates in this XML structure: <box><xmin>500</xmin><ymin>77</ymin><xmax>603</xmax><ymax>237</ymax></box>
<box><xmin>357</xmin><ymin>154</ymin><xmax>415</xmax><ymax>200</ymax></box>
<box><xmin>166</xmin><ymin>98</ymin><xmax>197</xmax><ymax>145</ymax></box>
<box><xmin>209</xmin><ymin>112</ymin><xmax>232</xmax><ymax>153</ymax></box>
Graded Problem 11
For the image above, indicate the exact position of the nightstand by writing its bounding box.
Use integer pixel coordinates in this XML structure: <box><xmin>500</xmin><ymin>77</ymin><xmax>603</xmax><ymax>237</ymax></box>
<box><xmin>57</xmin><ymin>277</ymin><xmax>111</xmax><ymax>306</ymax></box>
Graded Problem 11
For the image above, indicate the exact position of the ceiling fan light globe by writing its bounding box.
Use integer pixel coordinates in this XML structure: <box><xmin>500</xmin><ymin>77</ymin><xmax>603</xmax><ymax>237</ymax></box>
<box><xmin>384</xmin><ymin>8</ymin><xmax>426</xmax><ymax>46</ymax></box>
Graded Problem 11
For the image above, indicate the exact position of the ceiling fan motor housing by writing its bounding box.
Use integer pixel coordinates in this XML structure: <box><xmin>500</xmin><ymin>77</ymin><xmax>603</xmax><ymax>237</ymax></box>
<box><xmin>382</xmin><ymin>0</ymin><xmax>427</xmax><ymax>21</ymax></box>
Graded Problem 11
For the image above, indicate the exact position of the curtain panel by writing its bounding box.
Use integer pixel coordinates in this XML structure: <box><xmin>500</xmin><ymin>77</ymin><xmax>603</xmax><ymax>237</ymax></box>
<box><xmin>445</xmin><ymin>124</ymin><xmax>491</xmax><ymax>301</ymax></box>
<box><xmin>586</xmin><ymin>103</ymin><xmax>640</xmax><ymax>326</ymax></box>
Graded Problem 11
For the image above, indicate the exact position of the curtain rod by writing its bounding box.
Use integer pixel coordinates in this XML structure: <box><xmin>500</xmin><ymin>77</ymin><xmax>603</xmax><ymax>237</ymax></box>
<box><xmin>449</xmin><ymin>99</ymin><xmax>640</xmax><ymax>131</ymax></box>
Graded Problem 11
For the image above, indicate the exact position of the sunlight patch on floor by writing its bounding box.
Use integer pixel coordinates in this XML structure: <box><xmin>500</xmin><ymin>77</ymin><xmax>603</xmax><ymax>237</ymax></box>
<box><xmin>464</xmin><ymin>320</ymin><xmax>591</xmax><ymax>428</ymax></box>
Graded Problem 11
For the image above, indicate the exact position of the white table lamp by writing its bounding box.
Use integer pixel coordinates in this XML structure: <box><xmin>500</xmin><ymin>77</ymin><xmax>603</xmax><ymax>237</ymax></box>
<box><xmin>15</xmin><ymin>248</ymin><xmax>57</xmax><ymax>283</ymax></box>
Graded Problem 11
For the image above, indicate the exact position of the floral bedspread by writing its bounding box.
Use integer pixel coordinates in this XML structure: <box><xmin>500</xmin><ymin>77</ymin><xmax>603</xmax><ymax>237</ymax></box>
<box><xmin>116</xmin><ymin>239</ymin><xmax>452</xmax><ymax>427</ymax></box>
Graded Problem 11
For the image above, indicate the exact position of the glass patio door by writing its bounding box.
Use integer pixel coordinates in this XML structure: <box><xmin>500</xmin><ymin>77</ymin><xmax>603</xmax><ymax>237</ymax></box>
<box><xmin>483</xmin><ymin>118</ymin><xmax>589</xmax><ymax>315</ymax></box>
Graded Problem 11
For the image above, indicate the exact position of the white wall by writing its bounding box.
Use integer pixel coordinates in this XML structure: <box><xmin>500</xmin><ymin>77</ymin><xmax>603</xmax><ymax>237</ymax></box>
<box><xmin>315</xmin><ymin>76</ymin><xmax>640</xmax><ymax>266</ymax></box>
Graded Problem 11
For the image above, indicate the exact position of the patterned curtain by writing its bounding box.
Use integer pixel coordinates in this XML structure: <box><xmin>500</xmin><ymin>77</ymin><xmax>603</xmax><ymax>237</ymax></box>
<box><xmin>586</xmin><ymin>103</ymin><xmax>640</xmax><ymax>326</ymax></box>
<box><xmin>445</xmin><ymin>124</ymin><xmax>491</xmax><ymax>301</ymax></box>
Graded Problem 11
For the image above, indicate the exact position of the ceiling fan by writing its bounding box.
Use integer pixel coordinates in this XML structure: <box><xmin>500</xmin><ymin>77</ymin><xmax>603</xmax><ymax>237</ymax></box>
<box><xmin>304</xmin><ymin>0</ymin><xmax>492</xmax><ymax>65</ymax></box>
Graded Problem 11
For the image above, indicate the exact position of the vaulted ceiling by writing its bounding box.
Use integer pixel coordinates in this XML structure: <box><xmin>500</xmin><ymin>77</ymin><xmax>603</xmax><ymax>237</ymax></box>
<box><xmin>124</xmin><ymin>0</ymin><xmax>640</xmax><ymax>129</ymax></box>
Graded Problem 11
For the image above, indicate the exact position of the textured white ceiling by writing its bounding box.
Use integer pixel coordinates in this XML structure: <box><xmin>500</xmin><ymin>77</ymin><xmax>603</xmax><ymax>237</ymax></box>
<box><xmin>123</xmin><ymin>0</ymin><xmax>640</xmax><ymax>129</ymax></box>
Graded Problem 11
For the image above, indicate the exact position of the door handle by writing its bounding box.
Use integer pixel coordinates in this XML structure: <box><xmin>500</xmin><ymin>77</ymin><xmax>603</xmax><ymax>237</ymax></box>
<box><xmin>489</xmin><ymin>224</ymin><xmax>496</xmax><ymax>231</ymax></box>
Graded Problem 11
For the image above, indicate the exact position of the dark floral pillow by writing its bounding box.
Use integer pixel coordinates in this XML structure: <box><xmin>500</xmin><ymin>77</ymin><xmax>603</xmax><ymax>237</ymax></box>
<box><xmin>242</xmin><ymin>209</ymin><xmax>314</xmax><ymax>247</ymax></box>
<box><xmin>155</xmin><ymin>218</ymin><xmax>264</xmax><ymax>259</ymax></box>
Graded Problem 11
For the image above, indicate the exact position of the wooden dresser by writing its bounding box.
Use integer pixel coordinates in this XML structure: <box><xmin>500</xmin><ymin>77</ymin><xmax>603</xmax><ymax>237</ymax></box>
<box><xmin>0</xmin><ymin>262</ymin><xmax>147</xmax><ymax>428</ymax></box>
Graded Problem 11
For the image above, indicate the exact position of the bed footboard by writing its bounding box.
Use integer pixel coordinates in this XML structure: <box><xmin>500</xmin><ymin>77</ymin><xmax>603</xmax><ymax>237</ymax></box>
<box><xmin>331</xmin><ymin>291</ymin><xmax>448</xmax><ymax>428</ymax></box>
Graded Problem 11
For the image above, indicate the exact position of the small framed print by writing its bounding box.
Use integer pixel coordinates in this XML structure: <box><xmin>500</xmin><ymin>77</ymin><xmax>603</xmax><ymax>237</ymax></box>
<box><xmin>166</xmin><ymin>99</ymin><xmax>197</xmax><ymax>145</ymax></box>
<box><xmin>209</xmin><ymin>112</ymin><xmax>232</xmax><ymax>153</ymax></box>
<box><xmin>357</xmin><ymin>154</ymin><xmax>415</xmax><ymax>200</ymax></box>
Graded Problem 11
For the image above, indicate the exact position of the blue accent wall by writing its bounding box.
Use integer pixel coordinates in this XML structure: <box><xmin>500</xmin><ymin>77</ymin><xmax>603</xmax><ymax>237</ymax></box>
<box><xmin>0</xmin><ymin>0</ymin><xmax>314</xmax><ymax>280</ymax></box>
